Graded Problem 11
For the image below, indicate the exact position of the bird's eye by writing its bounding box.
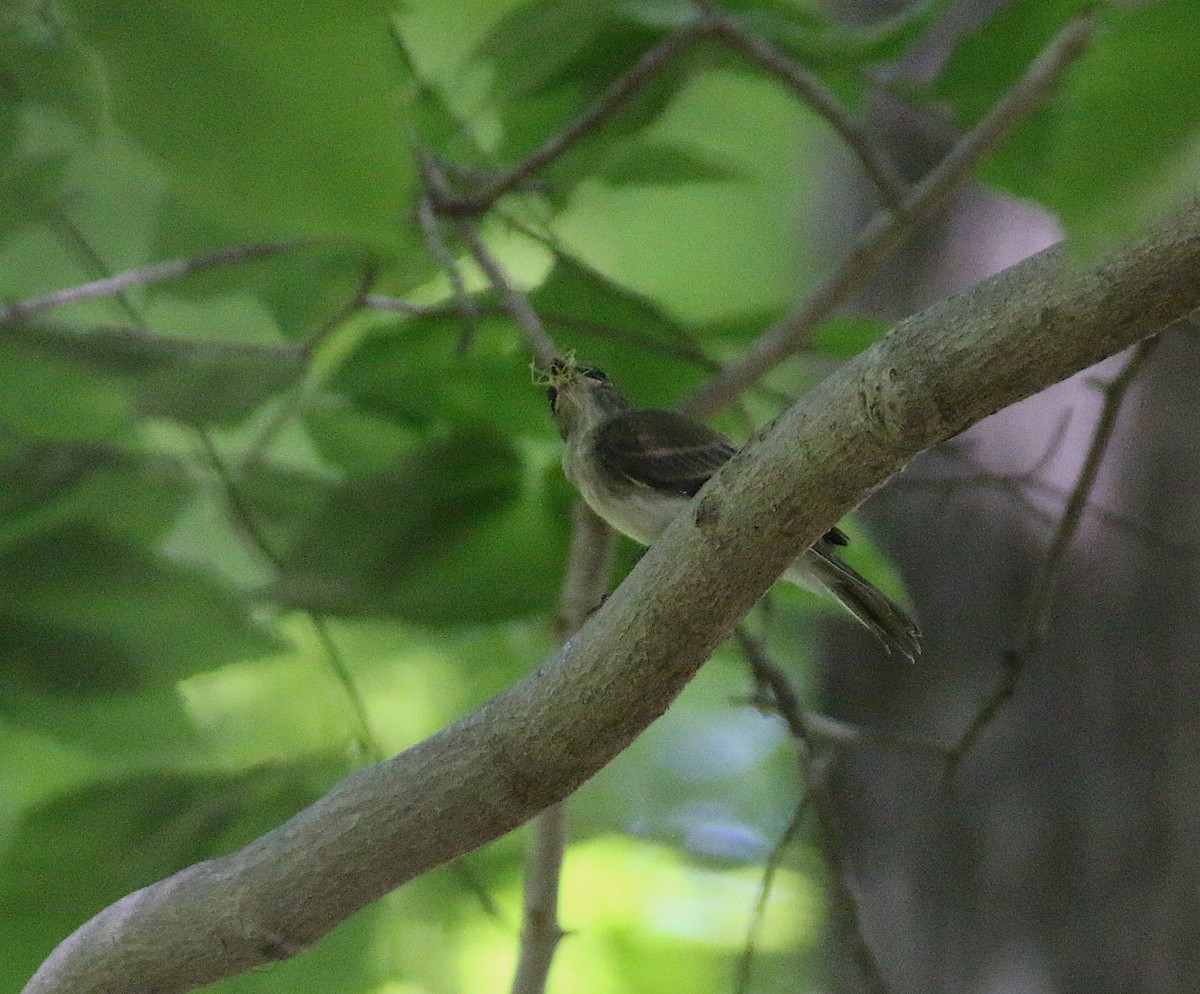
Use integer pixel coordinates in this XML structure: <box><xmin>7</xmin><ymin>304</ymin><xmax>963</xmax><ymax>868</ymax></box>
<box><xmin>583</xmin><ymin>366</ymin><xmax>608</xmax><ymax>382</ymax></box>
<box><xmin>547</xmin><ymin>386</ymin><xmax>558</xmax><ymax>412</ymax></box>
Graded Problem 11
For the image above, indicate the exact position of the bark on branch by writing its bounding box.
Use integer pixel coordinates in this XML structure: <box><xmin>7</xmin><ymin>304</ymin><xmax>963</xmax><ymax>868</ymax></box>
<box><xmin>23</xmin><ymin>199</ymin><xmax>1200</xmax><ymax>994</ymax></box>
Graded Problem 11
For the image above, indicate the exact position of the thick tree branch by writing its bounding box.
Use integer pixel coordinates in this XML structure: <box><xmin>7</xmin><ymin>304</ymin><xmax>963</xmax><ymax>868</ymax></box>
<box><xmin>23</xmin><ymin>200</ymin><xmax>1200</xmax><ymax>994</ymax></box>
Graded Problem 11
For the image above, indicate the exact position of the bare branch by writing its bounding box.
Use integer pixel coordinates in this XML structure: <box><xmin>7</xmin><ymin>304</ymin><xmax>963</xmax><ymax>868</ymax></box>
<box><xmin>433</xmin><ymin>22</ymin><xmax>713</xmax><ymax>216</ymax></box>
<box><xmin>816</xmin><ymin>794</ymin><xmax>891</xmax><ymax>994</ymax></box>
<box><xmin>735</xmin><ymin>626</ymin><xmax>808</xmax><ymax>741</ymax></box>
<box><xmin>0</xmin><ymin>239</ymin><xmax>324</xmax><ymax>326</ymax></box>
<box><xmin>735</xmin><ymin>627</ymin><xmax>894</xmax><ymax>994</ymax></box>
<box><xmin>946</xmin><ymin>336</ymin><xmax>1162</xmax><ymax>782</ymax></box>
<box><xmin>802</xmin><ymin>711</ymin><xmax>948</xmax><ymax>764</ymax></box>
<box><xmin>705</xmin><ymin>9</ymin><xmax>907</xmax><ymax>208</ymax></box>
<box><xmin>511</xmin><ymin>804</ymin><xmax>568</xmax><ymax>994</ymax></box>
<box><xmin>452</xmin><ymin>217</ymin><xmax>560</xmax><ymax>367</ymax></box>
<box><xmin>1019</xmin><ymin>338</ymin><xmax>1162</xmax><ymax>652</ymax></box>
<box><xmin>681</xmin><ymin>10</ymin><xmax>1098</xmax><ymax>418</ymax></box>
<box><xmin>22</xmin><ymin>197</ymin><xmax>1200</xmax><ymax>994</ymax></box>
<box><xmin>512</xmin><ymin>506</ymin><xmax>614</xmax><ymax>994</ymax></box>
<box><xmin>363</xmin><ymin>294</ymin><xmax>438</xmax><ymax>316</ymax></box>
<box><xmin>413</xmin><ymin>169</ymin><xmax>482</xmax><ymax>353</ymax></box>
<box><xmin>733</xmin><ymin>791</ymin><xmax>810</xmax><ymax>994</ymax></box>
<box><xmin>738</xmin><ymin>627</ymin><xmax>946</xmax><ymax>763</ymax></box>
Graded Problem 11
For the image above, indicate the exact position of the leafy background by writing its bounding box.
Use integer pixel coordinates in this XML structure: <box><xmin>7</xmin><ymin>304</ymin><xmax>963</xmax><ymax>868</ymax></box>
<box><xmin>2</xmin><ymin>0</ymin><xmax>1198</xmax><ymax>992</ymax></box>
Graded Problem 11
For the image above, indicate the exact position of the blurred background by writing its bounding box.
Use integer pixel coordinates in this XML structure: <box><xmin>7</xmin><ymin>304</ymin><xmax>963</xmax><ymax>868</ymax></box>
<box><xmin>3</xmin><ymin>0</ymin><xmax>1199</xmax><ymax>992</ymax></box>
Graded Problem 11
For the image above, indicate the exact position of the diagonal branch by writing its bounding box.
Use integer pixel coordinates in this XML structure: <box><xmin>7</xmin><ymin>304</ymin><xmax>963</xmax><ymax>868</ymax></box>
<box><xmin>0</xmin><ymin>239</ymin><xmax>325</xmax><ymax>326</ymax></box>
<box><xmin>735</xmin><ymin>627</ymin><xmax>893</xmax><ymax>994</ymax></box>
<box><xmin>946</xmin><ymin>335</ymin><xmax>1162</xmax><ymax>781</ymax></box>
<box><xmin>681</xmin><ymin>10</ymin><xmax>1097</xmax><ymax>418</ymax></box>
<box><xmin>701</xmin><ymin>4</ymin><xmax>907</xmax><ymax>208</ymax></box>
<box><xmin>433</xmin><ymin>22</ymin><xmax>713</xmax><ymax>216</ymax></box>
<box><xmin>22</xmin><ymin>199</ymin><xmax>1200</xmax><ymax>994</ymax></box>
<box><xmin>452</xmin><ymin>216</ymin><xmax>560</xmax><ymax>367</ymax></box>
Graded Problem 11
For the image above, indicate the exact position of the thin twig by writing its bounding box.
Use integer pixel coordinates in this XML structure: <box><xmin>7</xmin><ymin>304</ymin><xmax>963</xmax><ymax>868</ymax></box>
<box><xmin>704</xmin><ymin>10</ymin><xmax>907</xmax><ymax>208</ymax></box>
<box><xmin>434</xmin><ymin>21</ymin><xmax>714</xmax><ymax>216</ymax></box>
<box><xmin>510</xmin><ymin>803</ymin><xmax>568</xmax><ymax>994</ymax></box>
<box><xmin>815</xmin><ymin>795</ymin><xmax>891</xmax><ymax>994</ymax></box>
<box><xmin>1019</xmin><ymin>339</ymin><xmax>1161</xmax><ymax>650</ymax></box>
<box><xmin>51</xmin><ymin>212</ymin><xmax>147</xmax><ymax>327</ymax></box>
<box><xmin>417</xmin><ymin>155</ymin><xmax>563</xmax><ymax>364</ymax></box>
<box><xmin>413</xmin><ymin>170</ymin><xmax>481</xmax><ymax>353</ymax></box>
<box><xmin>802</xmin><ymin>711</ymin><xmax>948</xmax><ymax>764</ymax></box>
<box><xmin>309</xmin><ymin>616</ymin><xmax>384</xmax><ymax>765</ymax></box>
<box><xmin>681</xmin><ymin>10</ymin><xmax>1098</xmax><ymax>418</ymax></box>
<box><xmin>302</xmin><ymin>256</ymin><xmax>381</xmax><ymax>358</ymax></box>
<box><xmin>734</xmin><ymin>627</ymin><xmax>894</xmax><ymax>994</ymax></box>
<box><xmin>363</xmin><ymin>294</ymin><xmax>439</xmax><ymax>317</ymax></box>
<box><xmin>906</xmin><ymin>450</ymin><xmax>1197</xmax><ymax>560</ymax></box>
<box><xmin>240</xmin><ymin>257</ymin><xmax>380</xmax><ymax>468</ymax></box>
<box><xmin>738</xmin><ymin>627</ymin><xmax>945</xmax><ymax>760</ymax></box>
<box><xmin>0</xmin><ymin>239</ymin><xmax>323</xmax><ymax>326</ymax></box>
<box><xmin>452</xmin><ymin>218</ymin><xmax>560</xmax><ymax>366</ymax></box>
<box><xmin>733</xmin><ymin>790</ymin><xmax>811</xmax><ymax>994</ymax></box>
<box><xmin>735</xmin><ymin>626</ymin><xmax>808</xmax><ymax>741</ymax></box>
<box><xmin>195</xmin><ymin>430</ymin><xmax>381</xmax><ymax>761</ymax></box>
<box><xmin>511</xmin><ymin>504</ymin><xmax>614</xmax><ymax>994</ymax></box>
<box><xmin>946</xmin><ymin>336</ymin><xmax>1161</xmax><ymax>783</ymax></box>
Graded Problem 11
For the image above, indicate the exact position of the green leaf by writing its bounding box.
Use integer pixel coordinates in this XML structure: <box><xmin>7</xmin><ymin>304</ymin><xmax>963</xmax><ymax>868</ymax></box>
<box><xmin>0</xmin><ymin>5</ymin><xmax>109</xmax><ymax>233</ymax></box>
<box><xmin>0</xmin><ymin>526</ymin><xmax>280</xmax><ymax>696</ymax></box>
<box><xmin>530</xmin><ymin>251</ymin><xmax>715</xmax><ymax>402</ymax></box>
<box><xmin>322</xmin><ymin>313</ymin><xmax>551</xmax><ymax>443</ymax></box>
<box><xmin>0</xmin><ymin>762</ymin><xmax>353</xmax><ymax>988</ymax></box>
<box><xmin>1034</xmin><ymin>1</ymin><xmax>1200</xmax><ymax>255</ymax></box>
<box><xmin>0</xmin><ymin>437</ymin><xmax>190</xmax><ymax>551</ymax></box>
<box><xmin>0</xmin><ymin>336</ymin><xmax>132</xmax><ymax>441</ymax></box>
<box><xmin>473</xmin><ymin>0</ymin><xmax>694</xmax><ymax>169</ymax></box>
<box><xmin>7</xmin><ymin>321</ymin><xmax>308</xmax><ymax>427</ymax></box>
<box><xmin>0</xmin><ymin>683</ymin><xmax>198</xmax><ymax>756</ymax></box>
<box><xmin>812</xmin><ymin>316</ymin><xmax>889</xmax><ymax>358</ymax></box>
<box><xmin>934</xmin><ymin>0</ymin><xmax>1086</xmax><ymax>123</ymax></box>
<box><xmin>598</xmin><ymin>137</ymin><xmax>742</xmax><ymax>187</ymax></box>
<box><xmin>63</xmin><ymin>0</ymin><xmax>421</xmax><ymax>260</ymax></box>
<box><xmin>739</xmin><ymin>0</ymin><xmax>955</xmax><ymax>72</ymax></box>
<box><xmin>389</xmin><ymin>16</ymin><xmax>487</xmax><ymax>163</ymax></box>
<box><xmin>386</xmin><ymin>462</ymin><xmax>570</xmax><ymax>625</ymax></box>
<box><xmin>275</xmin><ymin>423</ymin><xmax>526</xmax><ymax>617</ymax></box>
<box><xmin>941</xmin><ymin>1</ymin><xmax>1200</xmax><ymax>257</ymax></box>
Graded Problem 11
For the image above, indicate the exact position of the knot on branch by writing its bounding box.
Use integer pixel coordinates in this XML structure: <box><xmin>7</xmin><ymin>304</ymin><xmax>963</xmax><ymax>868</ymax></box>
<box><xmin>857</xmin><ymin>364</ymin><xmax>906</xmax><ymax>438</ymax></box>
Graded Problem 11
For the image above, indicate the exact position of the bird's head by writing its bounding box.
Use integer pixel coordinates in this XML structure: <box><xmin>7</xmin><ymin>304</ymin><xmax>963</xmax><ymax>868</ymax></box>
<box><xmin>536</xmin><ymin>354</ymin><xmax>629</xmax><ymax>439</ymax></box>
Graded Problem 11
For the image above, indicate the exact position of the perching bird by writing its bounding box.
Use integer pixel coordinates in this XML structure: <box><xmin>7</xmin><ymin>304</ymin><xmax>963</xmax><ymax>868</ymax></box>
<box><xmin>543</xmin><ymin>356</ymin><xmax>920</xmax><ymax>660</ymax></box>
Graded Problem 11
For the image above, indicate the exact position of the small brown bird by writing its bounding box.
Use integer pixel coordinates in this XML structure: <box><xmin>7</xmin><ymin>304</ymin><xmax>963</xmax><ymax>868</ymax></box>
<box><xmin>544</xmin><ymin>357</ymin><xmax>920</xmax><ymax>660</ymax></box>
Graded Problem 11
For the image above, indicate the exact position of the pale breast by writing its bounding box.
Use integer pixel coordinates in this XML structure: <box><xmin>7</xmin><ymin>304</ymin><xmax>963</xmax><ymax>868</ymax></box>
<box><xmin>563</xmin><ymin>443</ymin><xmax>685</xmax><ymax>546</ymax></box>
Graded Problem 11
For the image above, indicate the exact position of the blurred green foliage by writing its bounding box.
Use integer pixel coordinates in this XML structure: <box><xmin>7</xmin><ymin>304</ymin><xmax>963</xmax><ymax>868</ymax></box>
<box><xmin>1</xmin><ymin>0</ymin><xmax>1194</xmax><ymax>992</ymax></box>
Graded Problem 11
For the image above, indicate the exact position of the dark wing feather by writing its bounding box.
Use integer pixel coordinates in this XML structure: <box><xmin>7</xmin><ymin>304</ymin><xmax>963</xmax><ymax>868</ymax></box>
<box><xmin>824</xmin><ymin>525</ymin><xmax>849</xmax><ymax>546</ymax></box>
<box><xmin>593</xmin><ymin>409</ymin><xmax>850</xmax><ymax>547</ymax></box>
<box><xmin>592</xmin><ymin>409</ymin><xmax>735</xmax><ymax>497</ymax></box>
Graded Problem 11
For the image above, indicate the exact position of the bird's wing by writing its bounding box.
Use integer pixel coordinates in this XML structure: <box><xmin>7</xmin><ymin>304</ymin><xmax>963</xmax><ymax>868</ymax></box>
<box><xmin>593</xmin><ymin>409</ymin><xmax>852</xmax><ymax>547</ymax></box>
<box><xmin>592</xmin><ymin>408</ymin><xmax>736</xmax><ymax>497</ymax></box>
<box><xmin>824</xmin><ymin>526</ymin><xmax>850</xmax><ymax>546</ymax></box>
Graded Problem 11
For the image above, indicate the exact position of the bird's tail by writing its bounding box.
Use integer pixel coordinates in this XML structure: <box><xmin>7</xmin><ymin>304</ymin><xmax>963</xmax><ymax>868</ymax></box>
<box><xmin>785</xmin><ymin>542</ymin><xmax>921</xmax><ymax>661</ymax></box>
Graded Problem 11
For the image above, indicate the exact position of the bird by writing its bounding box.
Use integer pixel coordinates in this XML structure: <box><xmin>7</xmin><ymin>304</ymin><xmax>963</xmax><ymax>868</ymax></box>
<box><xmin>542</xmin><ymin>355</ymin><xmax>920</xmax><ymax>660</ymax></box>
